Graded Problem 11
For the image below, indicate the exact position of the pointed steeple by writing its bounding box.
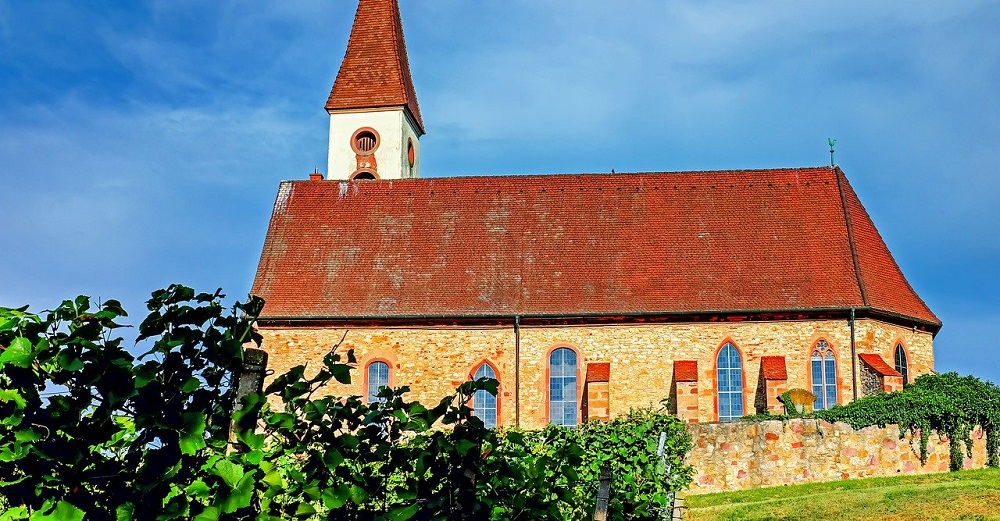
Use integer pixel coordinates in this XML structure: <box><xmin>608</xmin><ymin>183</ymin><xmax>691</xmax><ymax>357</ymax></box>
<box><xmin>326</xmin><ymin>0</ymin><xmax>424</xmax><ymax>134</ymax></box>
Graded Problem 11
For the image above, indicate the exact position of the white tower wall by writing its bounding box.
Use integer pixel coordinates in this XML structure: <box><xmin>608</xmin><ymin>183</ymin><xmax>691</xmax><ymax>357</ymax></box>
<box><xmin>326</xmin><ymin>109</ymin><xmax>421</xmax><ymax>180</ymax></box>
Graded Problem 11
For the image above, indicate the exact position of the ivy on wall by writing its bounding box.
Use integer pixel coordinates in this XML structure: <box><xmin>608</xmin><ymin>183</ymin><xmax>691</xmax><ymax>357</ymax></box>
<box><xmin>756</xmin><ymin>374</ymin><xmax>1000</xmax><ymax>471</ymax></box>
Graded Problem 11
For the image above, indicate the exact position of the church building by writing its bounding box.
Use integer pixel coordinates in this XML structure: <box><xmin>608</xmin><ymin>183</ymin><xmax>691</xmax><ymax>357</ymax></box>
<box><xmin>250</xmin><ymin>0</ymin><xmax>940</xmax><ymax>428</ymax></box>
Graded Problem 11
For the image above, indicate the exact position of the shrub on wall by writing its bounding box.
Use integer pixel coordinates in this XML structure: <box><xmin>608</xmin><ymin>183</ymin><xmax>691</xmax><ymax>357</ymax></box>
<box><xmin>0</xmin><ymin>286</ymin><xmax>693</xmax><ymax>520</ymax></box>
<box><xmin>748</xmin><ymin>374</ymin><xmax>1000</xmax><ymax>471</ymax></box>
<box><xmin>814</xmin><ymin>372</ymin><xmax>1000</xmax><ymax>470</ymax></box>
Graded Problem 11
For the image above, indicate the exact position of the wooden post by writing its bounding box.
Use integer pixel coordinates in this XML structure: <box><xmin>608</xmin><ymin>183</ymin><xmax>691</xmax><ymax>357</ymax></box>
<box><xmin>230</xmin><ymin>348</ymin><xmax>268</xmax><ymax>445</ymax></box>
<box><xmin>593</xmin><ymin>466</ymin><xmax>612</xmax><ymax>521</ymax></box>
<box><xmin>236</xmin><ymin>348</ymin><xmax>268</xmax><ymax>405</ymax></box>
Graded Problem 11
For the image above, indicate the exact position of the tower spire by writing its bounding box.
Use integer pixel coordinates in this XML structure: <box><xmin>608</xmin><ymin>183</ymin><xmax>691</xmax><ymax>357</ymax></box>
<box><xmin>324</xmin><ymin>0</ymin><xmax>424</xmax><ymax>181</ymax></box>
<box><xmin>326</xmin><ymin>0</ymin><xmax>423</xmax><ymax>134</ymax></box>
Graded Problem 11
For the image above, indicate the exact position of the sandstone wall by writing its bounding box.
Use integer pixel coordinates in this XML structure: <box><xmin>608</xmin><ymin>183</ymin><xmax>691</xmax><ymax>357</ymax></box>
<box><xmin>259</xmin><ymin>317</ymin><xmax>934</xmax><ymax>427</ymax></box>
<box><xmin>685</xmin><ymin>419</ymin><xmax>989</xmax><ymax>494</ymax></box>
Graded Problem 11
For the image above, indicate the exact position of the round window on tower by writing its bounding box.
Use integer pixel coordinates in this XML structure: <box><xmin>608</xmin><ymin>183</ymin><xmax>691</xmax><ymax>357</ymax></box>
<box><xmin>407</xmin><ymin>138</ymin><xmax>415</xmax><ymax>168</ymax></box>
<box><xmin>351</xmin><ymin>127</ymin><xmax>380</xmax><ymax>155</ymax></box>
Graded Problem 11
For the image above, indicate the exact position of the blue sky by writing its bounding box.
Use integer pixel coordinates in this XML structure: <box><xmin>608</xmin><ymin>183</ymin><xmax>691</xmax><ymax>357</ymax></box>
<box><xmin>1</xmin><ymin>1</ymin><xmax>998</xmax><ymax>383</ymax></box>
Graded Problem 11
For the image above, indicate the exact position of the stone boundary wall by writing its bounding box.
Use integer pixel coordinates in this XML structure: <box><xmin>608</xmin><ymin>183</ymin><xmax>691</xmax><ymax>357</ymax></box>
<box><xmin>685</xmin><ymin>419</ymin><xmax>989</xmax><ymax>494</ymax></box>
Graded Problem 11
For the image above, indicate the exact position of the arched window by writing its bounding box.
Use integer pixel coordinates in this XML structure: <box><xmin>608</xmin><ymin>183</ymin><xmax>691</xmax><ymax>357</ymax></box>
<box><xmin>894</xmin><ymin>344</ymin><xmax>909</xmax><ymax>384</ymax></box>
<box><xmin>548</xmin><ymin>348</ymin><xmax>578</xmax><ymax>426</ymax></box>
<box><xmin>367</xmin><ymin>361</ymin><xmax>390</xmax><ymax>404</ymax></box>
<box><xmin>811</xmin><ymin>340</ymin><xmax>837</xmax><ymax>410</ymax></box>
<box><xmin>472</xmin><ymin>363</ymin><xmax>498</xmax><ymax>428</ymax></box>
<box><xmin>716</xmin><ymin>342</ymin><xmax>744</xmax><ymax>421</ymax></box>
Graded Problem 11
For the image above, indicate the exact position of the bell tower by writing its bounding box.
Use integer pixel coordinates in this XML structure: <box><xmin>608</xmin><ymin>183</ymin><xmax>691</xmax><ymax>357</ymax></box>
<box><xmin>325</xmin><ymin>0</ymin><xmax>424</xmax><ymax>181</ymax></box>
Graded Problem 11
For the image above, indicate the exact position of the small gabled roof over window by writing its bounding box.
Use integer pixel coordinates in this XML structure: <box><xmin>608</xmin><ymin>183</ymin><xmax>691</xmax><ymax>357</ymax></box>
<box><xmin>586</xmin><ymin>362</ymin><xmax>610</xmax><ymax>383</ymax></box>
<box><xmin>674</xmin><ymin>361</ymin><xmax>698</xmax><ymax>382</ymax></box>
<box><xmin>858</xmin><ymin>353</ymin><xmax>902</xmax><ymax>377</ymax></box>
<box><xmin>761</xmin><ymin>356</ymin><xmax>788</xmax><ymax>380</ymax></box>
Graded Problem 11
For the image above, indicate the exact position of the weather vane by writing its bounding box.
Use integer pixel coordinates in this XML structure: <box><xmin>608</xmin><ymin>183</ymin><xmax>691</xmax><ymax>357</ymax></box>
<box><xmin>828</xmin><ymin>138</ymin><xmax>837</xmax><ymax>167</ymax></box>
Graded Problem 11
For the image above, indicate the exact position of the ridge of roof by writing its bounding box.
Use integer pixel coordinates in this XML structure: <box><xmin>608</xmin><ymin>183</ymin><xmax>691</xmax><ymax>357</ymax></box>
<box><xmin>834</xmin><ymin>166</ymin><xmax>870</xmax><ymax>307</ymax></box>
<box><xmin>326</xmin><ymin>0</ymin><xmax>424</xmax><ymax>133</ymax></box>
<box><xmin>282</xmin><ymin>166</ymin><xmax>837</xmax><ymax>186</ymax></box>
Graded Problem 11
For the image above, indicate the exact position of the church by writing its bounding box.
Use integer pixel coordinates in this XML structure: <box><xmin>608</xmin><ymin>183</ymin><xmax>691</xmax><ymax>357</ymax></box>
<box><xmin>250</xmin><ymin>0</ymin><xmax>940</xmax><ymax>428</ymax></box>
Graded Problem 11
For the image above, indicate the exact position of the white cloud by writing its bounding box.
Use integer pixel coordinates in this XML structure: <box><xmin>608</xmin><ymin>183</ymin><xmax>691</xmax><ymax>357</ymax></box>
<box><xmin>1</xmin><ymin>0</ymin><xmax>998</xmax><ymax>381</ymax></box>
<box><xmin>0</xmin><ymin>93</ymin><xmax>322</xmax><ymax>312</ymax></box>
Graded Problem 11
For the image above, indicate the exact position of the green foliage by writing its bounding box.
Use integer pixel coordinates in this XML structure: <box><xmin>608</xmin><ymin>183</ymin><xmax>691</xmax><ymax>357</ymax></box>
<box><xmin>0</xmin><ymin>286</ymin><xmax>262</xmax><ymax>520</ymax></box>
<box><xmin>254</xmin><ymin>352</ymin><xmax>585</xmax><ymax>520</ymax></box>
<box><xmin>812</xmin><ymin>373</ymin><xmax>1000</xmax><ymax>470</ymax></box>
<box><xmin>778</xmin><ymin>392</ymin><xmax>798</xmax><ymax>417</ymax></box>
<box><xmin>738</xmin><ymin>374</ymin><xmax>1000</xmax><ymax>472</ymax></box>
<box><xmin>0</xmin><ymin>287</ymin><xmax>694</xmax><ymax>520</ymax></box>
<box><xmin>516</xmin><ymin>408</ymin><xmax>694</xmax><ymax>520</ymax></box>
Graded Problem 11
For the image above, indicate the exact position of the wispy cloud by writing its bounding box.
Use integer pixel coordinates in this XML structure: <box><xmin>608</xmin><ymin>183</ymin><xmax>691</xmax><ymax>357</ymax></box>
<box><xmin>0</xmin><ymin>93</ymin><xmax>322</xmax><ymax>313</ymax></box>
<box><xmin>0</xmin><ymin>0</ymin><xmax>997</xmax><ymax>382</ymax></box>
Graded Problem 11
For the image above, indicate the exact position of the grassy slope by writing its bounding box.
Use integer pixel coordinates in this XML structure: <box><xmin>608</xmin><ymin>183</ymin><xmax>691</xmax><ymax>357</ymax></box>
<box><xmin>683</xmin><ymin>468</ymin><xmax>1000</xmax><ymax>521</ymax></box>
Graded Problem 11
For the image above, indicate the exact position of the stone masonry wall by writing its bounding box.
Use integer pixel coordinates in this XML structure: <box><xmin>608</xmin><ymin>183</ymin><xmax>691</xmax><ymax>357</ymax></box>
<box><xmin>686</xmin><ymin>419</ymin><xmax>988</xmax><ymax>494</ymax></box>
<box><xmin>259</xmin><ymin>318</ymin><xmax>934</xmax><ymax>428</ymax></box>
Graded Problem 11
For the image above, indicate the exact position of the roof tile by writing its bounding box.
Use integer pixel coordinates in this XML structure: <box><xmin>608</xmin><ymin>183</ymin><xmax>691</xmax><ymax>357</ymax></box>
<box><xmin>251</xmin><ymin>168</ymin><xmax>939</xmax><ymax>327</ymax></box>
<box><xmin>586</xmin><ymin>362</ymin><xmax>610</xmax><ymax>383</ymax></box>
<box><xmin>858</xmin><ymin>353</ymin><xmax>903</xmax><ymax>377</ymax></box>
<box><xmin>674</xmin><ymin>361</ymin><xmax>698</xmax><ymax>382</ymax></box>
<box><xmin>326</xmin><ymin>0</ymin><xmax>423</xmax><ymax>132</ymax></box>
<box><xmin>761</xmin><ymin>356</ymin><xmax>788</xmax><ymax>380</ymax></box>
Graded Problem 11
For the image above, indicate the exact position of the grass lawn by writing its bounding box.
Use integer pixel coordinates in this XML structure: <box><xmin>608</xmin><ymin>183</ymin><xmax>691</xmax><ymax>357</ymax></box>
<box><xmin>683</xmin><ymin>468</ymin><xmax>1000</xmax><ymax>521</ymax></box>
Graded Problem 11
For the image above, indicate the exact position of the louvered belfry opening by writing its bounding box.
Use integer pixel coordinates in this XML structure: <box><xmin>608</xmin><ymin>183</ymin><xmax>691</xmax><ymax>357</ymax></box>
<box><xmin>353</xmin><ymin>130</ymin><xmax>378</xmax><ymax>154</ymax></box>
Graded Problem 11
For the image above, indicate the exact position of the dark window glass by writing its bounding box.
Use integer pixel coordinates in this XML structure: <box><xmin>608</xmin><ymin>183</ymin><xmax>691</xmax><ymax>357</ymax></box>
<box><xmin>811</xmin><ymin>340</ymin><xmax>837</xmax><ymax>410</ymax></box>
<box><xmin>894</xmin><ymin>344</ymin><xmax>909</xmax><ymax>384</ymax></box>
<box><xmin>473</xmin><ymin>363</ymin><xmax>498</xmax><ymax>428</ymax></box>
<box><xmin>367</xmin><ymin>361</ymin><xmax>389</xmax><ymax>404</ymax></box>
<box><xmin>717</xmin><ymin>343</ymin><xmax>744</xmax><ymax>421</ymax></box>
<box><xmin>549</xmin><ymin>348</ymin><xmax>578</xmax><ymax>426</ymax></box>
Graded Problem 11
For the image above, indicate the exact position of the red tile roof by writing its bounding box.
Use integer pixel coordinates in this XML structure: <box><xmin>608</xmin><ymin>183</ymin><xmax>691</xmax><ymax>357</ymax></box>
<box><xmin>586</xmin><ymin>362</ymin><xmax>610</xmax><ymax>383</ymax></box>
<box><xmin>858</xmin><ymin>353</ymin><xmax>903</xmax><ymax>377</ymax></box>
<box><xmin>326</xmin><ymin>0</ymin><xmax>424</xmax><ymax>133</ymax></box>
<box><xmin>760</xmin><ymin>356</ymin><xmax>788</xmax><ymax>380</ymax></box>
<box><xmin>674</xmin><ymin>361</ymin><xmax>698</xmax><ymax>382</ymax></box>
<box><xmin>251</xmin><ymin>167</ymin><xmax>939</xmax><ymax>328</ymax></box>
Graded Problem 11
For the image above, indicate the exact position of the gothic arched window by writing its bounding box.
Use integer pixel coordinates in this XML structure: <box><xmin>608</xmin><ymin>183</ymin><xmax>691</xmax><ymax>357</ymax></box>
<box><xmin>811</xmin><ymin>340</ymin><xmax>837</xmax><ymax>410</ymax></box>
<box><xmin>366</xmin><ymin>361</ymin><xmax>390</xmax><ymax>404</ymax></box>
<box><xmin>548</xmin><ymin>348</ymin><xmax>578</xmax><ymax>426</ymax></box>
<box><xmin>894</xmin><ymin>343</ymin><xmax>909</xmax><ymax>385</ymax></box>
<box><xmin>716</xmin><ymin>342</ymin><xmax>744</xmax><ymax>421</ymax></box>
<box><xmin>472</xmin><ymin>363</ymin><xmax>498</xmax><ymax>428</ymax></box>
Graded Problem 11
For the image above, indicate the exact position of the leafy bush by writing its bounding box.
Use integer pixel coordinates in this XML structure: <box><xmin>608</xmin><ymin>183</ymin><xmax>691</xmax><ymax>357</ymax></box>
<box><xmin>0</xmin><ymin>286</ymin><xmax>255</xmax><ymax>520</ymax></box>
<box><xmin>524</xmin><ymin>407</ymin><xmax>694</xmax><ymax>520</ymax></box>
<box><xmin>0</xmin><ymin>286</ymin><xmax>693</xmax><ymax>520</ymax></box>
